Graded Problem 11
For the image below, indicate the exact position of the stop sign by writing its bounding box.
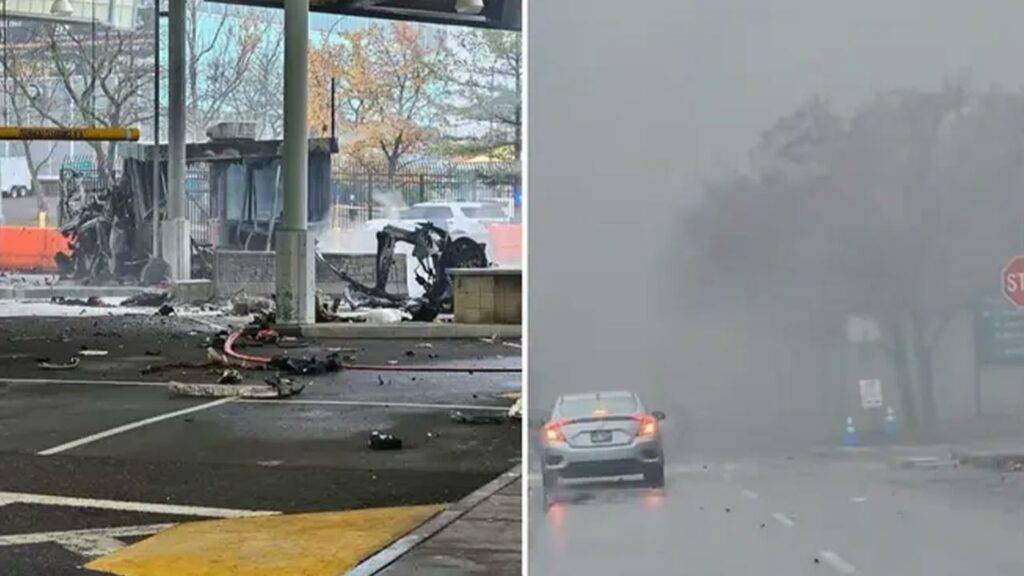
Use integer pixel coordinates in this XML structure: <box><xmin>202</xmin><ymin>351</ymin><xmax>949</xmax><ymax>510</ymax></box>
<box><xmin>1003</xmin><ymin>255</ymin><xmax>1024</xmax><ymax>308</ymax></box>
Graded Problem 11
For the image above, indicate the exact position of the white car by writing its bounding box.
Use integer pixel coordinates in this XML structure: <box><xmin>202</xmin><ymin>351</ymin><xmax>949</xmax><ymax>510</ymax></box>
<box><xmin>364</xmin><ymin>201</ymin><xmax>511</xmax><ymax>245</ymax></box>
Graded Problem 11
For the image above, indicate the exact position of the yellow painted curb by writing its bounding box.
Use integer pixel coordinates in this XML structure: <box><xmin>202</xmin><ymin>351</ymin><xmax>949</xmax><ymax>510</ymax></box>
<box><xmin>85</xmin><ymin>504</ymin><xmax>443</xmax><ymax>576</ymax></box>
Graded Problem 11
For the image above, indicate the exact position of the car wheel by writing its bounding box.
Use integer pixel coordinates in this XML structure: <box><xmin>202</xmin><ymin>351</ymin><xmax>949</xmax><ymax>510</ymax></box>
<box><xmin>644</xmin><ymin>464</ymin><xmax>665</xmax><ymax>487</ymax></box>
<box><xmin>542</xmin><ymin>471</ymin><xmax>558</xmax><ymax>490</ymax></box>
<box><xmin>13</xmin><ymin>185</ymin><xmax>26</xmax><ymax>198</ymax></box>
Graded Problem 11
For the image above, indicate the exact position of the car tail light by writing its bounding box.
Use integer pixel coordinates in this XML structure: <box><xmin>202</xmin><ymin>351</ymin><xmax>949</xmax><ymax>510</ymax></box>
<box><xmin>542</xmin><ymin>420</ymin><xmax>567</xmax><ymax>445</ymax></box>
<box><xmin>635</xmin><ymin>414</ymin><xmax>658</xmax><ymax>439</ymax></box>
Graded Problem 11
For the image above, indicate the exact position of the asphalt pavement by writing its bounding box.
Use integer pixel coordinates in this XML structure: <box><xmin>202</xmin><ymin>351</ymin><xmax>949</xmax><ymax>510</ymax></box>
<box><xmin>0</xmin><ymin>312</ymin><xmax>522</xmax><ymax>575</ymax></box>
<box><xmin>529</xmin><ymin>445</ymin><xmax>1024</xmax><ymax>575</ymax></box>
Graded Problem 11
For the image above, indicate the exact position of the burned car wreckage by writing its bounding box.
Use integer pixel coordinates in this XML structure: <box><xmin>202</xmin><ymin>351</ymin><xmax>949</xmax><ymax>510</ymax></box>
<box><xmin>319</xmin><ymin>222</ymin><xmax>488</xmax><ymax>321</ymax></box>
<box><xmin>53</xmin><ymin>136</ymin><xmax>490</xmax><ymax>321</ymax></box>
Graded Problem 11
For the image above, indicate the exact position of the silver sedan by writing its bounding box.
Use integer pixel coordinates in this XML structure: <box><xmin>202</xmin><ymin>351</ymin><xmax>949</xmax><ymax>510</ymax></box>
<box><xmin>540</xmin><ymin>391</ymin><xmax>666</xmax><ymax>497</ymax></box>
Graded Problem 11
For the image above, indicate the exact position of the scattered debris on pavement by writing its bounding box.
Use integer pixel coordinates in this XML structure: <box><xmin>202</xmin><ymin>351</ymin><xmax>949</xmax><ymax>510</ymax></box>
<box><xmin>122</xmin><ymin>292</ymin><xmax>171</xmax><ymax>307</ymax></box>
<box><xmin>450</xmin><ymin>411</ymin><xmax>506</xmax><ymax>425</ymax></box>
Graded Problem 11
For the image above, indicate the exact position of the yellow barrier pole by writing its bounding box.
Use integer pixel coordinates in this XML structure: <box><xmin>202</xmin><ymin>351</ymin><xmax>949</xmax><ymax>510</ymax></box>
<box><xmin>0</xmin><ymin>127</ymin><xmax>140</xmax><ymax>141</ymax></box>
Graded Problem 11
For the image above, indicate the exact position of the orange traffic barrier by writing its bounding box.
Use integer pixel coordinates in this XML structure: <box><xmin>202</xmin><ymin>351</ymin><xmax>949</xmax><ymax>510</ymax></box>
<box><xmin>487</xmin><ymin>223</ymin><xmax>522</xmax><ymax>265</ymax></box>
<box><xmin>0</xmin><ymin>226</ymin><xmax>69</xmax><ymax>272</ymax></box>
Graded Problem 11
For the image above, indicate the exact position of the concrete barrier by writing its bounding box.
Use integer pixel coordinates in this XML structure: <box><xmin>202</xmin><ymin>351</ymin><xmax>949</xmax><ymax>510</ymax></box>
<box><xmin>451</xmin><ymin>268</ymin><xmax>522</xmax><ymax>325</ymax></box>
<box><xmin>488</xmin><ymin>223</ymin><xmax>521</xmax><ymax>266</ymax></box>
<box><xmin>0</xmin><ymin>227</ymin><xmax>69</xmax><ymax>272</ymax></box>
<box><xmin>213</xmin><ymin>250</ymin><xmax>407</xmax><ymax>298</ymax></box>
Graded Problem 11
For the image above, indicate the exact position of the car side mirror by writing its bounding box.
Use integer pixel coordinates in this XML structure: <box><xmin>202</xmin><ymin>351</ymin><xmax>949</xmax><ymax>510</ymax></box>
<box><xmin>652</xmin><ymin>410</ymin><xmax>666</xmax><ymax>421</ymax></box>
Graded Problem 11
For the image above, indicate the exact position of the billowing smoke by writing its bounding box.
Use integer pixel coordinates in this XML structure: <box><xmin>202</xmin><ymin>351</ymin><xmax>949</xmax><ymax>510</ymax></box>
<box><xmin>529</xmin><ymin>0</ymin><xmax>1024</xmax><ymax>456</ymax></box>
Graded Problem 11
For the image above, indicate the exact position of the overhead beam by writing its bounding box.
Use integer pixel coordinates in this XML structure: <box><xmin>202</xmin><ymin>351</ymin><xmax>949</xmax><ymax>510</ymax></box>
<box><xmin>0</xmin><ymin>127</ymin><xmax>140</xmax><ymax>141</ymax></box>
<box><xmin>206</xmin><ymin>0</ymin><xmax>521</xmax><ymax>30</ymax></box>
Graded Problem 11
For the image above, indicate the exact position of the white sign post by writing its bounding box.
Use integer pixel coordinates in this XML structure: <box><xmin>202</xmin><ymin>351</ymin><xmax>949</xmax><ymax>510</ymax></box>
<box><xmin>858</xmin><ymin>378</ymin><xmax>883</xmax><ymax>409</ymax></box>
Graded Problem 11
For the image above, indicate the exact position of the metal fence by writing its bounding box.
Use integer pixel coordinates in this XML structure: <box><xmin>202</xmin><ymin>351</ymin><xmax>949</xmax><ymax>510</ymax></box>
<box><xmin>185</xmin><ymin>163</ymin><xmax>211</xmax><ymax>246</ymax></box>
<box><xmin>331</xmin><ymin>160</ymin><xmax>521</xmax><ymax>229</ymax></box>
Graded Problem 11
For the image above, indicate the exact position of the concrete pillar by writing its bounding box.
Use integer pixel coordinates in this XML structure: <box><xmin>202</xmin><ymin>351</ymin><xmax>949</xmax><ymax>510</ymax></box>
<box><xmin>163</xmin><ymin>0</ymin><xmax>191</xmax><ymax>279</ymax></box>
<box><xmin>275</xmin><ymin>0</ymin><xmax>315</xmax><ymax>326</ymax></box>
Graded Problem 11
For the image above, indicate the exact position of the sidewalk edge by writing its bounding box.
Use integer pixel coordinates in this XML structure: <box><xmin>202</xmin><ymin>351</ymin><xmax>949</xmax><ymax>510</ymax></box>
<box><xmin>344</xmin><ymin>464</ymin><xmax>522</xmax><ymax>576</ymax></box>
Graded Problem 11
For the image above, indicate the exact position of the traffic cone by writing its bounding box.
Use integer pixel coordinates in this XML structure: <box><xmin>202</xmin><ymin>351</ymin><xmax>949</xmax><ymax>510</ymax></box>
<box><xmin>842</xmin><ymin>416</ymin><xmax>860</xmax><ymax>446</ymax></box>
<box><xmin>884</xmin><ymin>406</ymin><xmax>900</xmax><ymax>437</ymax></box>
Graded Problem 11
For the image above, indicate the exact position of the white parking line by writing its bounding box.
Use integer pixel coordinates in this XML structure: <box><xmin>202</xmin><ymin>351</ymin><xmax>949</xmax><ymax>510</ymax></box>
<box><xmin>37</xmin><ymin>398</ymin><xmax>236</xmax><ymax>456</ymax></box>
<box><xmin>57</xmin><ymin>534</ymin><xmax>129</xmax><ymax>558</ymax></box>
<box><xmin>237</xmin><ymin>398</ymin><xmax>510</xmax><ymax>412</ymax></box>
<box><xmin>819</xmin><ymin>550</ymin><xmax>857</xmax><ymax>574</ymax></box>
<box><xmin>771</xmin><ymin>512</ymin><xmax>795</xmax><ymax>527</ymax></box>
<box><xmin>0</xmin><ymin>377</ymin><xmax>174</xmax><ymax>388</ymax></box>
<box><xmin>0</xmin><ymin>491</ymin><xmax>279</xmax><ymax>518</ymax></box>
<box><xmin>0</xmin><ymin>524</ymin><xmax>175</xmax><ymax>557</ymax></box>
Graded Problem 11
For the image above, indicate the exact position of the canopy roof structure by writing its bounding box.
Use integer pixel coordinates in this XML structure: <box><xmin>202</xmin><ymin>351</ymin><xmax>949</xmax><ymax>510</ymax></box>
<box><xmin>208</xmin><ymin>0</ymin><xmax>520</xmax><ymax>30</ymax></box>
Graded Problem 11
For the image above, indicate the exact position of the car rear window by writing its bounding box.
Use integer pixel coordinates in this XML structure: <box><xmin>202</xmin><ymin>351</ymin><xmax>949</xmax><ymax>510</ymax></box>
<box><xmin>558</xmin><ymin>395</ymin><xmax>637</xmax><ymax>418</ymax></box>
<box><xmin>462</xmin><ymin>205</ymin><xmax>507</xmax><ymax>219</ymax></box>
<box><xmin>400</xmin><ymin>206</ymin><xmax>453</xmax><ymax>220</ymax></box>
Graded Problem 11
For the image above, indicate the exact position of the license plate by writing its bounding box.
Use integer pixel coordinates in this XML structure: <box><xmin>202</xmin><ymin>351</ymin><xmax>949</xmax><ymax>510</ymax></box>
<box><xmin>591</xmin><ymin>430</ymin><xmax>613</xmax><ymax>443</ymax></box>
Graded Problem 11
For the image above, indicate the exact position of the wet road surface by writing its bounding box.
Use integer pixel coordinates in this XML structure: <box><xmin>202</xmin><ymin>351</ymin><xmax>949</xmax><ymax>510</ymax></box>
<box><xmin>0</xmin><ymin>315</ymin><xmax>521</xmax><ymax>574</ymax></box>
<box><xmin>529</xmin><ymin>449</ymin><xmax>1024</xmax><ymax>575</ymax></box>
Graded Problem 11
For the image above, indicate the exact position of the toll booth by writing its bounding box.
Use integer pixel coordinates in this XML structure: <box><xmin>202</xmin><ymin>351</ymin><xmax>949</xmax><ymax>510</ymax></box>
<box><xmin>120</xmin><ymin>136</ymin><xmax>337</xmax><ymax>254</ymax></box>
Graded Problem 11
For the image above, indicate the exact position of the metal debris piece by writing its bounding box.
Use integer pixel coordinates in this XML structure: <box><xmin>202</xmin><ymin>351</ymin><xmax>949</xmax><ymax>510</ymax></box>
<box><xmin>265</xmin><ymin>375</ymin><xmax>305</xmax><ymax>396</ymax></box>
<box><xmin>122</xmin><ymin>292</ymin><xmax>171</xmax><ymax>307</ymax></box>
<box><xmin>38</xmin><ymin>357</ymin><xmax>81</xmax><ymax>370</ymax></box>
<box><xmin>368</xmin><ymin>431</ymin><xmax>403</xmax><ymax>451</ymax></box>
<box><xmin>267</xmin><ymin>353</ymin><xmax>343</xmax><ymax>375</ymax></box>
<box><xmin>450</xmin><ymin>411</ymin><xmax>506</xmax><ymax>425</ymax></box>
<box><xmin>217</xmin><ymin>369</ymin><xmax>244</xmax><ymax>384</ymax></box>
<box><xmin>254</xmin><ymin>328</ymin><xmax>279</xmax><ymax>344</ymax></box>
<box><xmin>508</xmin><ymin>397</ymin><xmax>522</xmax><ymax>420</ymax></box>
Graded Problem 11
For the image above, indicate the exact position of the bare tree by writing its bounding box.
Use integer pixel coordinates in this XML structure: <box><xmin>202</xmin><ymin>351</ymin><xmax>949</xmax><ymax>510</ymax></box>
<box><xmin>691</xmin><ymin>83</ymin><xmax>1024</xmax><ymax>435</ymax></box>
<box><xmin>185</xmin><ymin>0</ymin><xmax>270</xmax><ymax>140</ymax></box>
<box><xmin>224</xmin><ymin>10</ymin><xmax>283</xmax><ymax>139</ymax></box>
<box><xmin>5</xmin><ymin>21</ymin><xmax>151</xmax><ymax>179</ymax></box>
<box><xmin>447</xmin><ymin>28</ymin><xmax>521</xmax><ymax>160</ymax></box>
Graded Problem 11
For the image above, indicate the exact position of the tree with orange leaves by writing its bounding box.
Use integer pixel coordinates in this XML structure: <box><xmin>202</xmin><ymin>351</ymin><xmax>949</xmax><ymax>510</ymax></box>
<box><xmin>310</xmin><ymin>22</ymin><xmax>451</xmax><ymax>179</ymax></box>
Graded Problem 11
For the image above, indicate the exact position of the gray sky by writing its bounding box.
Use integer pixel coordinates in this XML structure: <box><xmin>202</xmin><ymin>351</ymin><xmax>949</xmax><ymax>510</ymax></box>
<box><xmin>533</xmin><ymin>0</ymin><xmax>1024</xmax><ymax>189</ymax></box>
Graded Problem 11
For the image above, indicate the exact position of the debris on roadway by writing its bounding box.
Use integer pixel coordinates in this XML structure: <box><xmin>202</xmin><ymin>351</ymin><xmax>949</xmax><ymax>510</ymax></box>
<box><xmin>368</xmin><ymin>431</ymin><xmax>403</xmax><ymax>451</ymax></box>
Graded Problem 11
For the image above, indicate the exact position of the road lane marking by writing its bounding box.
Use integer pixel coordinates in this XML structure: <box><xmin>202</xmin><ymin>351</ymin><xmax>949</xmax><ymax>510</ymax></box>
<box><xmin>850</xmin><ymin>496</ymin><xmax>867</xmax><ymax>503</ymax></box>
<box><xmin>237</xmin><ymin>398</ymin><xmax>510</xmax><ymax>412</ymax></box>
<box><xmin>57</xmin><ymin>534</ymin><xmax>128</xmax><ymax>558</ymax></box>
<box><xmin>771</xmin><ymin>512</ymin><xmax>795</xmax><ymax>527</ymax></box>
<box><xmin>0</xmin><ymin>377</ymin><xmax>177</xmax><ymax>388</ymax></box>
<box><xmin>0</xmin><ymin>524</ymin><xmax>174</xmax><ymax>550</ymax></box>
<box><xmin>0</xmin><ymin>491</ymin><xmax>278</xmax><ymax>518</ymax></box>
<box><xmin>741</xmin><ymin>489</ymin><xmax>759</xmax><ymax>500</ymax></box>
<box><xmin>819</xmin><ymin>550</ymin><xmax>857</xmax><ymax>574</ymax></box>
<box><xmin>37</xmin><ymin>397</ymin><xmax>236</xmax><ymax>455</ymax></box>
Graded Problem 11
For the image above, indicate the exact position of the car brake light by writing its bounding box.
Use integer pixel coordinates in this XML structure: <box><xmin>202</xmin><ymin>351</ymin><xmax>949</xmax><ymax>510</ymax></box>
<box><xmin>543</xmin><ymin>421</ymin><xmax>567</xmax><ymax>444</ymax></box>
<box><xmin>635</xmin><ymin>414</ymin><xmax>657</xmax><ymax>438</ymax></box>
